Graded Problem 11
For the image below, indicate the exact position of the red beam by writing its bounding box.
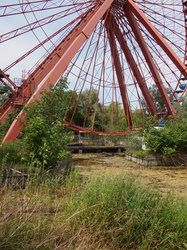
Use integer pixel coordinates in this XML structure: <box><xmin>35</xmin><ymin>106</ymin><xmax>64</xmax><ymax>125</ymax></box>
<box><xmin>0</xmin><ymin>69</ymin><xmax>17</xmax><ymax>89</ymax></box>
<box><xmin>3</xmin><ymin>0</ymin><xmax>114</xmax><ymax>142</ymax></box>
<box><xmin>110</xmin><ymin>14</ymin><xmax>157</xmax><ymax>115</ymax></box>
<box><xmin>124</xmin><ymin>4</ymin><xmax>174</xmax><ymax>115</ymax></box>
<box><xmin>127</xmin><ymin>0</ymin><xmax>187</xmax><ymax>80</ymax></box>
<box><xmin>105</xmin><ymin>17</ymin><xmax>132</xmax><ymax>129</ymax></box>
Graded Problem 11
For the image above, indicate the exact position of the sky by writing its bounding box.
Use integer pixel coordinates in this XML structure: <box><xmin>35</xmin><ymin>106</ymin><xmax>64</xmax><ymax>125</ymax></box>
<box><xmin>0</xmin><ymin>0</ymin><xmax>72</xmax><ymax>82</ymax></box>
<box><xmin>1</xmin><ymin>0</ymin><xmax>187</xmax><ymax>123</ymax></box>
<box><xmin>0</xmin><ymin>0</ymin><xmax>185</xmax><ymax>91</ymax></box>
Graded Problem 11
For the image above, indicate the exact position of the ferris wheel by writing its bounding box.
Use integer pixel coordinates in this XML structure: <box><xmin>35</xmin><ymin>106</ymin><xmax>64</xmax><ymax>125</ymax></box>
<box><xmin>1</xmin><ymin>0</ymin><xmax>187</xmax><ymax>142</ymax></box>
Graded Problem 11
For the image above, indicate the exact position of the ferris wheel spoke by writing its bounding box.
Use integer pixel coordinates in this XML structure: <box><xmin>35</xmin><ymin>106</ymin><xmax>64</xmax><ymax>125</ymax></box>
<box><xmin>111</xmin><ymin>14</ymin><xmax>157</xmax><ymax>116</ymax></box>
<box><xmin>125</xmin><ymin>2</ymin><xmax>178</xmax><ymax>115</ymax></box>
<box><xmin>0</xmin><ymin>3</ymin><xmax>92</xmax><ymax>43</ymax></box>
<box><xmin>0</xmin><ymin>1</ymin><xmax>92</xmax><ymax>17</ymax></box>
<box><xmin>105</xmin><ymin>16</ymin><xmax>132</xmax><ymax>129</ymax></box>
<box><xmin>128</xmin><ymin>0</ymin><xmax>187</xmax><ymax>79</ymax></box>
<box><xmin>1</xmin><ymin>0</ymin><xmax>187</xmax><ymax>141</ymax></box>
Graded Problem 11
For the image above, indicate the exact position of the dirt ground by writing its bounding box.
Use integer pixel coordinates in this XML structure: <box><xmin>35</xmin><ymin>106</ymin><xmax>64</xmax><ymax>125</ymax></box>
<box><xmin>73</xmin><ymin>153</ymin><xmax>187</xmax><ymax>198</ymax></box>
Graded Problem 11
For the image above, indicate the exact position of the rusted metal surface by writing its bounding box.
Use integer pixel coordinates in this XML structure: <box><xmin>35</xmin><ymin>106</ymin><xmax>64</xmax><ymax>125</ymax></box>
<box><xmin>124</xmin><ymin>3</ymin><xmax>175</xmax><ymax>116</ymax></box>
<box><xmin>0</xmin><ymin>1</ymin><xmax>187</xmax><ymax>142</ymax></box>
<box><xmin>105</xmin><ymin>16</ymin><xmax>132</xmax><ymax>129</ymax></box>
<box><xmin>2</xmin><ymin>0</ymin><xmax>114</xmax><ymax>142</ymax></box>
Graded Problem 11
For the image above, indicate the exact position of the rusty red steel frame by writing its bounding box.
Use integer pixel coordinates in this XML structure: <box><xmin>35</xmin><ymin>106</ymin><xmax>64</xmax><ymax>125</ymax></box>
<box><xmin>2</xmin><ymin>0</ymin><xmax>115</xmax><ymax>142</ymax></box>
<box><xmin>1</xmin><ymin>0</ymin><xmax>187</xmax><ymax>142</ymax></box>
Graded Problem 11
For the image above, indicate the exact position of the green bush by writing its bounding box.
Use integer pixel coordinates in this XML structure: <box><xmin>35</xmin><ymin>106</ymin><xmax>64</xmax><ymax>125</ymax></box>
<box><xmin>125</xmin><ymin>133</ymin><xmax>142</xmax><ymax>152</ymax></box>
<box><xmin>0</xmin><ymin>140</ymin><xmax>24</xmax><ymax>166</ymax></box>
<box><xmin>144</xmin><ymin>99</ymin><xmax>187</xmax><ymax>156</ymax></box>
<box><xmin>23</xmin><ymin>118</ymin><xmax>70</xmax><ymax>169</ymax></box>
<box><xmin>145</xmin><ymin>119</ymin><xmax>187</xmax><ymax>156</ymax></box>
<box><xmin>22</xmin><ymin>77</ymin><xmax>72</xmax><ymax>170</ymax></box>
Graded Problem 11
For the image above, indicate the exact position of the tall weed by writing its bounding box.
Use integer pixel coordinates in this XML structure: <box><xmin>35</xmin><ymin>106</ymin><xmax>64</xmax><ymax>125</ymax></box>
<box><xmin>0</xmin><ymin>174</ymin><xmax>187</xmax><ymax>249</ymax></box>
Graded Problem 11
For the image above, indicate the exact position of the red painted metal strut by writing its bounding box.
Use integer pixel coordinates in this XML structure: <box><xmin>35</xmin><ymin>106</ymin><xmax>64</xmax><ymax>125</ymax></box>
<box><xmin>0</xmin><ymin>69</ymin><xmax>17</xmax><ymax>90</ymax></box>
<box><xmin>105</xmin><ymin>16</ymin><xmax>132</xmax><ymax>129</ymax></box>
<box><xmin>110</xmin><ymin>14</ymin><xmax>157</xmax><ymax>116</ymax></box>
<box><xmin>2</xmin><ymin>0</ymin><xmax>114</xmax><ymax>143</ymax></box>
<box><xmin>0</xmin><ymin>14</ymin><xmax>92</xmax><ymax>123</ymax></box>
<box><xmin>127</xmin><ymin>0</ymin><xmax>187</xmax><ymax>81</ymax></box>
<box><xmin>124</xmin><ymin>3</ymin><xmax>175</xmax><ymax>116</ymax></box>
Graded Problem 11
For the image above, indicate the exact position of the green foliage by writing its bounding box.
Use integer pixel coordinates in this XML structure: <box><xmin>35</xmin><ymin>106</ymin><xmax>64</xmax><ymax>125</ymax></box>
<box><xmin>175</xmin><ymin>97</ymin><xmax>187</xmax><ymax>121</ymax></box>
<box><xmin>0</xmin><ymin>141</ymin><xmax>23</xmax><ymax>167</ymax></box>
<box><xmin>1</xmin><ymin>174</ymin><xmax>187</xmax><ymax>249</ymax></box>
<box><xmin>125</xmin><ymin>133</ymin><xmax>143</xmax><ymax>152</ymax></box>
<box><xmin>145</xmin><ymin>126</ymin><xmax>176</xmax><ymax>155</ymax></box>
<box><xmin>22</xmin><ymin>77</ymin><xmax>72</xmax><ymax>170</ymax></box>
<box><xmin>130</xmin><ymin>150</ymin><xmax>150</xmax><ymax>158</ymax></box>
<box><xmin>0</xmin><ymin>141</ymin><xmax>25</xmax><ymax>180</ymax></box>
<box><xmin>104</xmin><ymin>101</ymin><xmax>127</xmax><ymax>132</ymax></box>
<box><xmin>75</xmin><ymin>88</ymin><xmax>103</xmax><ymax>131</ymax></box>
<box><xmin>141</xmin><ymin>84</ymin><xmax>170</xmax><ymax>113</ymax></box>
<box><xmin>143</xmin><ymin>98</ymin><xmax>187</xmax><ymax>156</ymax></box>
<box><xmin>0</xmin><ymin>83</ymin><xmax>10</xmax><ymax>107</ymax></box>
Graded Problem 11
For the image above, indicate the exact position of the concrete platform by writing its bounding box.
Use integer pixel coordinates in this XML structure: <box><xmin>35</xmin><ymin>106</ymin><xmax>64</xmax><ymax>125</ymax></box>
<box><xmin>66</xmin><ymin>144</ymin><xmax>125</xmax><ymax>153</ymax></box>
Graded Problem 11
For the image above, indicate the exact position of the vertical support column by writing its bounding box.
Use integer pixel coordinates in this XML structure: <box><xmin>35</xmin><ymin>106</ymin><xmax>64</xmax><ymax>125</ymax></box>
<box><xmin>124</xmin><ymin>4</ymin><xmax>174</xmax><ymax>115</ymax></box>
<box><xmin>105</xmin><ymin>18</ymin><xmax>132</xmax><ymax>129</ymax></box>
<box><xmin>110</xmin><ymin>14</ymin><xmax>157</xmax><ymax>115</ymax></box>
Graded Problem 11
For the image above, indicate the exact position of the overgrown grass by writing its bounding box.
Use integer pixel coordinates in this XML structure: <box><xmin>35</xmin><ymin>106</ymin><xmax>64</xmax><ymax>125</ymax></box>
<box><xmin>0</xmin><ymin>141</ymin><xmax>24</xmax><ymax>165</ymax></box>
<box><xmin>0</xmin><ymin>172</ymin><xmax>187</xmax><ymax>249</ymax></box>
<box><xmin>127</xmin><ymin>150</ymin><xmax>151</xmax><ymax>158</ymax></box>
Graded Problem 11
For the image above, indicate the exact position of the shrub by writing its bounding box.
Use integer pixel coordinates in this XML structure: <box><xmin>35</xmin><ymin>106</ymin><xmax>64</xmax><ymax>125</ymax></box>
<box><xmin>22</xmin><ymin>77</ymin><xmax>72</xmax><ymax>170</ymax></box>
<box><xmin>0</xmin><ymin>140</ymin><xmax>24</xmax><ymax>166</ymax></box>
<box><xmin>145</xmin><ymin>119</ymin><xmax>187</xmax><ymax>156</ymax></box>
<box><xmin>144</xmin><ymin>99</ymin><xmax>187</xmax><ymax>156</ymax></box>
<box><xmin>125</xmin><ymin>133</ymin><xmax>143</xmax><ymax>152</ymax></box>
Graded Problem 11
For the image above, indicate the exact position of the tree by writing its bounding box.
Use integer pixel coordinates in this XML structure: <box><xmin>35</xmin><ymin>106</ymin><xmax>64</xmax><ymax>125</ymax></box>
<box><xmin>175</xmin><ymin>97</ymin><xmax>187</xmax><ymax>121</ymax></box>
<box><xmin>22</xmin><ymin>77</ymin><xmax>72</xmax><ymax>170</ymax></box>
<box><xmin>104</xmin><ymin>102</ymin><xmax>128</xmax><ymax>132</ymax></box>
<box><xmin>74</xmin><ymin>88</ymin><xmax>103</xmax><ymax>131</ymax></box>
<box><xmin>141</xmin><ymin>84</ymin><xmax>170</xmax><ymax>114</ymax></box>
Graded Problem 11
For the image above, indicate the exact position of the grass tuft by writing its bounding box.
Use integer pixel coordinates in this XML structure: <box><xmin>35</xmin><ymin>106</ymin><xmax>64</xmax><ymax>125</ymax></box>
<box><xmin>0</xmin><ymin>172</ymin><xmax>187</xmax><ymax>249</ymax></box>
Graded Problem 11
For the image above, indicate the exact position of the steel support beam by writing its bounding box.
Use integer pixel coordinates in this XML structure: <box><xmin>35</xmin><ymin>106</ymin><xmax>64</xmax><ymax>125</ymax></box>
<box><xmin>0</xmin><ymin>78</ymin><xmax>15</xmax><ymax>94</ymax></box>
<box><xmin>1</xmin><ymin>9</ymin><xmax>97</xmax><ymax>122</ymax></box>
<box><xmin>0</xmin><ymin>69</ymin><xmax>17</xmax><ymax>90</ymax></box>
<box><xmin>124</xmin><ymin>4</ymin><xmax>174</xmax><ymax>115</ymax></box>
<box><xmin>105</xmin><ymin>17</ymin><xmax>132</xmax><ymax>129</ymax></box>
<box><xmin>3</xmin><ymin>0</ymin><xmax>114</xmax><ymax>142</ymax></box>
<box><xmin>22</xmin><ymin>6</ymin><xmax>101</xmax><ymax>99</ymax></box>
<box><xmin>110</xmin><ymin>14</ymin><xmax>157</xmax><ymax>115</ymax></box>
<box><xmin>127</xmin><ymin>0</ymin><xmax>187</xmax><ymax>80</ymax></box>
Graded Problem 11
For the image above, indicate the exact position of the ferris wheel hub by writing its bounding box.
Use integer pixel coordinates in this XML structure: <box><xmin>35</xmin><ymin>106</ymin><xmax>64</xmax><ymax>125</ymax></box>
<box><xmin>0</xmin><ymin>0</ymin><xmax>186</xmax><ymax>141</ymax></box>
<box><xmin>112</xmin><ymin>0</ymin><xmax>126</xmax><ymax>7</ymax></box>
<box><xmin>99</xmin><ymin>0</ymin><xmax>126</xmax><ymax>8</ymax></box>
